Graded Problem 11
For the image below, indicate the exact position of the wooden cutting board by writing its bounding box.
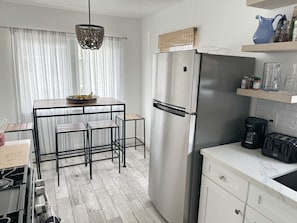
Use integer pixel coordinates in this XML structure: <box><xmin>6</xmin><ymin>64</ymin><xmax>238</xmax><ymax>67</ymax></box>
<box><xmin>0</xmin><ymin>140</ymin><xmax>30</xmax><ymax>169</ymax></box>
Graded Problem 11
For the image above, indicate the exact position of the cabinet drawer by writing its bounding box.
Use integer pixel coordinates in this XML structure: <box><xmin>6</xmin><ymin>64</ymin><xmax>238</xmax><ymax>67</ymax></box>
<box><xmin>248</xmin><ymin>183</ymin><xmax>297</xmax><ymax>222</ymax></box>
<box><xmin>202</xmin><ymin>158</ymin><xmax>249</xmax><ymax>201</ymax></box>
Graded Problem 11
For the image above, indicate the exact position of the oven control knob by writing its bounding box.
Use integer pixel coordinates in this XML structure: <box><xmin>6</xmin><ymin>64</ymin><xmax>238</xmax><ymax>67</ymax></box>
<box><xmin>35</xmin><ymin>179</ymin><xmax>45</xmax><ymax>187</ymax></box>
<box><xmin>35</xmin><ymin>186</ymin><xmax>46</xmax><ymax>196</ymax></box>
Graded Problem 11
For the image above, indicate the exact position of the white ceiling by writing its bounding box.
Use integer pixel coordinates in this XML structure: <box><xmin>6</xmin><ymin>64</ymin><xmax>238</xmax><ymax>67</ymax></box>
<box><xmin>3</xmin><ymin>0</ymin><xmax>184</xmax><ymax>18</ymax></box>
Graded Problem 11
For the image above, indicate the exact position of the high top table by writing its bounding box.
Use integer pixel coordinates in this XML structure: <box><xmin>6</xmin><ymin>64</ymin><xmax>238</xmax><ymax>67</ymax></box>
<box><xmin>33</xmin><ymin>97</ymin><xmax>126</xmax><ymax>178</ymax></box>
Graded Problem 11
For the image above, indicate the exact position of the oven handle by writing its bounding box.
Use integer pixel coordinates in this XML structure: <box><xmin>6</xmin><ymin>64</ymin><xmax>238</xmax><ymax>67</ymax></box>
<box><xmin>27</xmin><ymin>167</ymin><xmax>35</xmax><ymax>223</ymax></box>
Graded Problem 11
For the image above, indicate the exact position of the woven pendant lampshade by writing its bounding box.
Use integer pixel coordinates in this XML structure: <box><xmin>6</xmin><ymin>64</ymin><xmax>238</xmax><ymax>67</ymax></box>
<box><xmin>75</xmin><ymin>0</ymin><xmax>104</xmax><ymax>50</ymax></box>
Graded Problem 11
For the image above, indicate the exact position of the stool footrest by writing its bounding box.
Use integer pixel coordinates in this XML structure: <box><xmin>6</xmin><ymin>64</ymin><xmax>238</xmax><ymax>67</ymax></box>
<box><xmin>88</xmin><ymin>120</ymin><xmax>118</xmax><ymax>129</ymax></box>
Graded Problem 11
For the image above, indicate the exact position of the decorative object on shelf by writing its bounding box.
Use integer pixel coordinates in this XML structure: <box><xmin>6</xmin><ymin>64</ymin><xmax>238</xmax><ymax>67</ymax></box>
<box><xmin>274</xmin><ymin>14</ymin><xmax>287</xmax><ymax>42</ymax></box>
<box><xmin>262</xmin><ymin>62</ymin><xmax>281</xmax><ymax>91</ymax></box>
<box><xmin>290</xmin><ymin>6</ymin><xmax>297</xmax><ymax>40</ymax></box>
<box><xmin>279</xmin><ymin>20</ymin><xmax>291</xmax><ymax>42</ymax></box>
<box><xmin>285</xmin><ymin>64</ymin><xmax>297</xmax><ymax>91</ymax></box>
<box><xmin>253</xmin><ymin>77</ymin><xmax>261</xmax><ymax>90</ymax></box>
<box><xmin>75</xmin><ymin>0</ymin><xmax>104</xmax><ymax>50</ymax></box>
<box><xmin>253</xmin><ymin>14</ymin><xmax>282</xmax><ymax>44</ymax></box>
<box><xmin>240</xmin><ymin>75</ymin><xmax>258</xmax><ymax>89</ymax></box>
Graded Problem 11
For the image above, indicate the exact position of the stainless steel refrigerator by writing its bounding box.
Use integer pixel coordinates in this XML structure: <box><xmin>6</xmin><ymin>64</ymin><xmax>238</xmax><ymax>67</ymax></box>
<box><xmin>148</xmin><ymin>50</ymin><xmax>255</xmax><ymax>223</ymax></box>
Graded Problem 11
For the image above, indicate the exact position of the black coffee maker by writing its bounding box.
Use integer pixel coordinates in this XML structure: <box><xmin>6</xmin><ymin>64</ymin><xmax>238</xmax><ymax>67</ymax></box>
<box><xmin>241</xmin><ymin>117</ymin><xmax>268</xmax><ymax>149</ymax></box>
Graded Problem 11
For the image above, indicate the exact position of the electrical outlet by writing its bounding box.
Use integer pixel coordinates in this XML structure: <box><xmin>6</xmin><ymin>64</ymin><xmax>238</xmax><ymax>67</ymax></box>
<box><xmin>267</xmin><ymin>113</ymin><xmax>278</xmax><ymax>127</ymax></box>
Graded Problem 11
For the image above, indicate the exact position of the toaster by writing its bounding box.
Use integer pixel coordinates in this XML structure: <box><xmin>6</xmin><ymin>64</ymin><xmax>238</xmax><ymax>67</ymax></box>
<box><xmin>262</xmin><ymin>132</ymin><xmax>297</xmax><ymax>163</ymax></box>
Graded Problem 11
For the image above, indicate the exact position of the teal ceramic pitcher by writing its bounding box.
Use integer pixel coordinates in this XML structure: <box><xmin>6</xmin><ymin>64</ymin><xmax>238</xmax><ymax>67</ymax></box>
<box><xmin>253</xmin><ymin>14</ymin><xmax>282</xmax><ymax>44</ymax></box>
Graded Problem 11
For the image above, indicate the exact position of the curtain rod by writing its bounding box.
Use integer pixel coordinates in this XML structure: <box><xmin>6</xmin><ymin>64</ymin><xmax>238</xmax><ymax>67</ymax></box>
<box><xmin>0</xmin><ymin>25</ymin><xmax>127</xmax><ymax>40</ymax></box>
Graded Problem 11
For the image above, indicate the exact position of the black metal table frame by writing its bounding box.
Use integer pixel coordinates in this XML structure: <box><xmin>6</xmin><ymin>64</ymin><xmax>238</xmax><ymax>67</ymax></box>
<box><xmin>33</xmin><ymin>99</ymin><xmax>126</xmax><ymax>179</ymax></box>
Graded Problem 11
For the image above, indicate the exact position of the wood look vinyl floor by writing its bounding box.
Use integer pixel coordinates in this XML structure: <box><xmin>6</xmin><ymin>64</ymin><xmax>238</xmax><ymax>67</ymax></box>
<box><xmin>40</xmin><ymin>148</ymin><xmax>167</xmax><ymax>223</ymax></box>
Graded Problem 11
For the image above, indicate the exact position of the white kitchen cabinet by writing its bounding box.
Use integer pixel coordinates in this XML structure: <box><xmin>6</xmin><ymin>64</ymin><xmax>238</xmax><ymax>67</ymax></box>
<box><xmin>198</xmin><ymin>158</ymin><xmax>248</xmax><ymax>223</ymax></box>
<box><xmin>244</xmin><ymin>205</ymin><xmax>273</xmax><ymax>223</ymax></box>
<box><xmin>248</xmin><ymin>183</ymin><xmax>297</xmax><ymax>223</ymax></box>
<box><xmin>198</xmin><ymin>175</ymin><xmax>245</xmax><ymax>223</ymax></box>
<box><xmin>200</xmin><ymin>144</ymin><xmax>297</xmax><ymax>223</ymax></box>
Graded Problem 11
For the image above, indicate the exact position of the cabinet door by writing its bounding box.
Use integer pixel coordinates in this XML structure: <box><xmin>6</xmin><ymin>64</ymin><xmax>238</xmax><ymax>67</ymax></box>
<box><xmin>248</xmin><ymin>184</ymin><xmax>297</xmax><ymax>223</ymax></box>
<box><xmin>198</xmin><ymin>175</ymin><xmax>245</xmax><ymax>223</ymax></box>
<box><xmin>244</xmin><ymin>206</ymin><xmax>273</xmax><ymax>223</ymax></box>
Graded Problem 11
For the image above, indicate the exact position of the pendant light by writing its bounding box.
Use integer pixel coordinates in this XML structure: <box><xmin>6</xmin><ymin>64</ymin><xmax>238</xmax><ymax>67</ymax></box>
<box><xmin>75</xmin><ymin>0</ymin><xmax>104</xmax><ymax>50</ymax></box>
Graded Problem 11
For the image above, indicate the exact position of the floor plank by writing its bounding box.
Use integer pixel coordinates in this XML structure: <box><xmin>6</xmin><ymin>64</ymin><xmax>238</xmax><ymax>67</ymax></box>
<box><xmin>40</xmin><ymin>147</ymin><xmax>167</xmax><ymax>223</ymax></box>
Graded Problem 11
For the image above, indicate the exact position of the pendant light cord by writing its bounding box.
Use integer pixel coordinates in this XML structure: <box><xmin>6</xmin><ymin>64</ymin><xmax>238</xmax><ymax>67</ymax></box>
<box><xmin>88</xmin><ymin>0</ymin><xmax>91</xmax><ymax>25</ymax></box>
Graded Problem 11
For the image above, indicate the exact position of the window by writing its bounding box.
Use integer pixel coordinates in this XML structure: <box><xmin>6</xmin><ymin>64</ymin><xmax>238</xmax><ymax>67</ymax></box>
<box><xmin>10</xmin><ymin>28</ymin><xmax>123</xmax><ymax>154</ymax></box>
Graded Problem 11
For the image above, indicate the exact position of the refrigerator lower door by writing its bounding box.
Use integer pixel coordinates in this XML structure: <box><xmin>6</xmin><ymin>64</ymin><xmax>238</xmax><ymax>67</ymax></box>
<box><xmin>149</xmin><ymin>106</ymin><xmax>195</xmax><ymax>223</ymax></box>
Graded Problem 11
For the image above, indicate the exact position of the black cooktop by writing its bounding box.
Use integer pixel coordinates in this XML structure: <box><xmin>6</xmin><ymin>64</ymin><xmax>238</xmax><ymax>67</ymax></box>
<box><xmin>0</xmin><ymin>166</ymin><xmax>30</xmax><ymax>223</ymax></box>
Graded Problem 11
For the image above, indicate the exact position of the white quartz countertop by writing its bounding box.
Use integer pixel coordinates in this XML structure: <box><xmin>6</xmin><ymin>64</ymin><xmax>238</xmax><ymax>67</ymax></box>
<box><xmin>201</xmin><ymin>142</ymin><xmax>297</xmax><ymax>208</ymax></box>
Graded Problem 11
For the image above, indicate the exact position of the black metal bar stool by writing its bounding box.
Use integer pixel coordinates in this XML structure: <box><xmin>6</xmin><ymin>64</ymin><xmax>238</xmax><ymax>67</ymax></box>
<box><xmin>116</xmin><ymin>113</ymin><xmax>146</xmax><ymax>158</ymax></box>
<box><xmin>55</xmin><ymin>122</ymin><xmax>89</xmax><ymax>186</ymax></box>
<box><xmin>87</xmin><ymin>120</ymin><xmax>120</xmax><ymax>178</ymax></box>
<box><xmin>4</xmin><ymin>122</ymin><xmax>41</xmax><ymax>176</ymax></box>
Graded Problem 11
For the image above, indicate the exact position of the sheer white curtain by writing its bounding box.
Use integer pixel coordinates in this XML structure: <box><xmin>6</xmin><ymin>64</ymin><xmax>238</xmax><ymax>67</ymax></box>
<box><xmin>10</xmin><ymin>28</ymin><xmax>74</xmax><ymax>119</ymax></box>
<box><xmin>10</xmin><ymin>28</ymin><xmax>74</xmax><ymax>154</ymax></box>
<box><xmin>10</xmin><ymin>28</ymin><xmax>124</xmax><ymax>155</ymax></box>
<box><xmin>76</xmin><ymin>37</ymin><xmax>123</xmax><ymax>145</ymax></box>
<box><xmin>77</xmin><ymin>36</ymin><xmax>123</xmax><ymax>98</ymax></box>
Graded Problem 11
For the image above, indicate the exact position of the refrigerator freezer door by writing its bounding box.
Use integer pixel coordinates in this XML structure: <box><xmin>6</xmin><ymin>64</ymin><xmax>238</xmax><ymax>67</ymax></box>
<box><xmin>195</xmin><ymin>54</ymin><xmax>254</xmax><ymax>148</ymax></box>
<box><xmin>148</xmin><ymin>106</ymin><xmax>195</xmax><ymax>223</ymax></box>
<box><xmin>152</xmin><ymin>50</ymin><xmax>199</xmax><ymax>112</ymax></box>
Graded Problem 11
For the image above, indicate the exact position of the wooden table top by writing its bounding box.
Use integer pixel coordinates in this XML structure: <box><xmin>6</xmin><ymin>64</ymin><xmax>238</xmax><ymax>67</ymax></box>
<box><xmin>33</xmin><ymin>97</ymin><xmax>125</xmax><ymax>110</ymax></box>
<box><xmin>0</xmin><ymin>139</ymin><xmax>31</xmax><ymax>169</ymax></box>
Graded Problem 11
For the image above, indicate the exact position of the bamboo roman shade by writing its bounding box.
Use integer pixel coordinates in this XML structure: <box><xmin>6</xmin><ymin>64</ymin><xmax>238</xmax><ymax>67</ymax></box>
<box><xmin>158</xmin><ymin>27</ymin><xmax>198</xmax><ymax>52</ymax></box>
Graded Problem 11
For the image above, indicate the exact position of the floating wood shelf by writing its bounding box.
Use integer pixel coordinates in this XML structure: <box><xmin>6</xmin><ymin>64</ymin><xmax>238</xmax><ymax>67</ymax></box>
<box><xmin>242</xmin><ymin>41</ymin><xmax>297</xmax><ymax>52</ymax></box>
<box><xmin>237</xmin><ymin>88</ymin><xmax>297</xmax><ymax>103</ymax></box>
<box><xmin>247</xmin><ymin>0</ymin><xmax>297</xmax><ymax>9</ymax></box>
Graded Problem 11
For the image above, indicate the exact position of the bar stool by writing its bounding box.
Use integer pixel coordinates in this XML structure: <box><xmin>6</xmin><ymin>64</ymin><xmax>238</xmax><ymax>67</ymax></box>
<box><xmin>4</xmin><ymin>122</ymin><xmax>40</xmax><ymax>175</ymax></box>
<box><xmin>116</xmin><ymin>114</ymin><xmax>146</xmax><ymax>158</ymax></box>
<box><xmin>87</xmin><ymin>120</ymin><xmax>120</xmax><ymax>177</ymax></box>
<box><xmin>55</xmin><ymin>122</ymin><xmax>89</xmax><ymax>186</ymax></box>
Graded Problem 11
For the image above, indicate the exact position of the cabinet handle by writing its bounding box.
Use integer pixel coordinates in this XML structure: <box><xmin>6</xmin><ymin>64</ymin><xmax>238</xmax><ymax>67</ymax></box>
<box><xmin>234</xmin><ymin>209</ymin><xmax>240</xmax><ymax>215</ymax></box>
<box><xmin>258</xmin><ymin>195</ymin><xmax>262</xmax><ymax>204</ymax></box>
<box><xmin>219</xmin><ymin>175</ymin><xmax>225</xmax><ymax>181</ymax></box>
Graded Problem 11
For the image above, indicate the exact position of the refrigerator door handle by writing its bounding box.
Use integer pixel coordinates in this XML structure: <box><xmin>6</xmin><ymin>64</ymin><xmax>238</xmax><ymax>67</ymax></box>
<box><xmin>188</xmin><ymin>112</ymin><xmax>198</xmax><ymax>116</ymax></box>
<box><xmin>153</xmin><ymin>101</ymin><xmax>187</xmax><ymax>117</ymax></box>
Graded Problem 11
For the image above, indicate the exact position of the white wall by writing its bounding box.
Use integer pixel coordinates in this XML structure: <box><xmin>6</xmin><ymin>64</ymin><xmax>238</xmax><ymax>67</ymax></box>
<box><xmin>141</xmin><ymin>0</ymin><xmax>297</xmax><ymax>144</ymax></box>
<box><xmin>0</xmin><ymin>1</ymin><xmax>142</xmax><ymax>124</ymax></box>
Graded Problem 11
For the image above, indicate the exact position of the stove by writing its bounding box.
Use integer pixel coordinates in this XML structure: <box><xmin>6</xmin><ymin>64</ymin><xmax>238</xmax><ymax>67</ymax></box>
<box><xmin>0</xmin><ymin>166</ymin><xmax>61</xmax><ymax>223</ymax></box>
<box><xmin>0</xmin><ymin>166</ymin><xmax>33</xmax><ymax>223</ymax></box>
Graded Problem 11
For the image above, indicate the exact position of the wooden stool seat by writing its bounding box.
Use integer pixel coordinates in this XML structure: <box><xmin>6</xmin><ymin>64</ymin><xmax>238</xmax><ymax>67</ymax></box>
<box><xmin>116</xmin><ymin>113</ymin><xmax>146</xmax><ymax>158</ymax></box>
<box><xmin>4</xmin><ymin>122</ymin><xmax>40</xmax><ymax>177</ymax></box>
<box><xmin>116</xmin><ymin>114</ymin><xmax>144</xmax><ymax>121</ymax></box>
<box><xmin>5</xmin><ymin>122</ymin><xmax>33</xmax><ymax>132</ymax></box>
